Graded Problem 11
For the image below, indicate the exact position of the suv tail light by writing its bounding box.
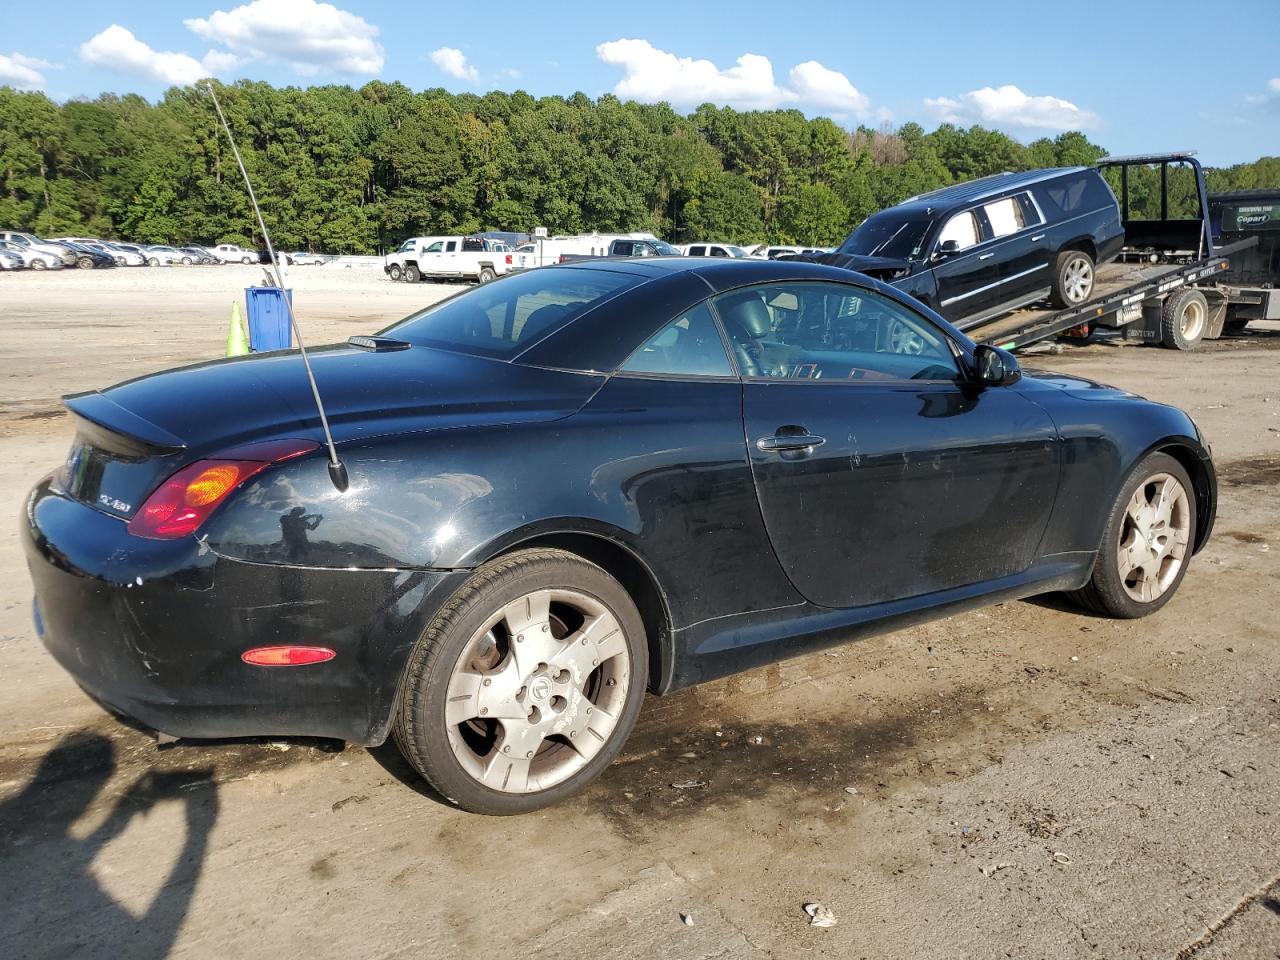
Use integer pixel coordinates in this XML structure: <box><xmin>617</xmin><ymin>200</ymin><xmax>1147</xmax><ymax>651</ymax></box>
<box><xmin>504</xmin><ymin>254</ymin><xmax>512</xmax><ymax>265</ymax></box>
<box><xmin>127</xmin><ymin>439</ymin><xmax>319</xmax><ymax>539</ymax></box>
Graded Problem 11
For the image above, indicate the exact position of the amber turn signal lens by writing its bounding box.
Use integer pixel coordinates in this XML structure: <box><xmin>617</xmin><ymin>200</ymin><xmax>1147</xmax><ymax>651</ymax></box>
<box><xmin>185</xmin><ymin>464</ymin><xmax>243</xmax><ymax>506</ymax></box>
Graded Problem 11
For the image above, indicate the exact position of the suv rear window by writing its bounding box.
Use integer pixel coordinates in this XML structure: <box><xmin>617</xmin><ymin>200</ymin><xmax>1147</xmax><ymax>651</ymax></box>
<box><xmin>383</xmin><ymin>267</ymin><xmax>642</xmax><ymax>359</ymax></box>
<box><xmin>1039</xmin><ymin>171</ymin><xmax>1116</xmax><ymax>218</ymax></box>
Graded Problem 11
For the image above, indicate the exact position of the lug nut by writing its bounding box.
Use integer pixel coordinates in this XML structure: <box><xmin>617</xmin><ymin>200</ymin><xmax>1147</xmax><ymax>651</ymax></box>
<box><xmin>525</xmin><ymin>751</ymin><xmax>533</xmax><ymax>758</ymax></box>
<box><xmin>482</xmin><ymin>678</ymin><xmax>491</xmax><ymax>686</ymax></box>
<box><xmin>480</xmin><ymin>707</ymin><xmax>488</xmax><ymax>716</ymax></box>
<box><xmin>517</xmin><ymin>634</ymin><xmax>524</xmax><ymax>642</ymax></box>
<box><xmin>502</xmin><ymin>745</ymin><xmax>509</xmax><ymax>753</ymax></box>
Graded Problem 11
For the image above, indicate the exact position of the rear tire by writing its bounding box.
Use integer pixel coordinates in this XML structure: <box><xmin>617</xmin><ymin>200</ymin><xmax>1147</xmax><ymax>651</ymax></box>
<box><xmin>148</xmin><ymin>257</ymin><xmax>159</xmax><ymax>266</ymax></box>
<box><xmin>394</xmin><ymin>548</ymin><xmax>647</xmax><ymax>815</ymax></box>
<box><xmin>388</xmin><ymin>264</ymin><xmax>403</xmax><ymax>282</ymax></box>
<box><xmin>1160</xmin><ymin>288</ymin><xmax>1208</xmax><ymax>350</ymax></box>
<box><xmin>405</xmin><ymin>264</ymin><xmax>421</xmax><ymax>283</ymax></box>
<box><xmin>1051</xmin><ymin>249</ymin><xmax>1095</xmax><ymax>308</ymax></box>
<box><xmin>478</xmin><ymin>266</ymin><xmax>497</xmax><ymax>284</ymax></box>
<box><xmin>182</xmin><ymin>256</ymin><xmax>193</xmax><ymax>265</ymax></box>
<box><xmin>30</xmin><ymin>259</ymin><xmax>47</xmax><ymax>270</ymax></box>
<box><xmin>1066</xmin><ymin>452</ymin><xmax>1196</xmax><ymax>619</ymax></box>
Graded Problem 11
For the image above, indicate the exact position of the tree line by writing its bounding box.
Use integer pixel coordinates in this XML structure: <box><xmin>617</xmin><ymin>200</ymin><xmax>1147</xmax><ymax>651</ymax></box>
<box><xmin>0</xmin><ymin>81</ymin><xmax>1275</xmax><ymax>253</ymax></box>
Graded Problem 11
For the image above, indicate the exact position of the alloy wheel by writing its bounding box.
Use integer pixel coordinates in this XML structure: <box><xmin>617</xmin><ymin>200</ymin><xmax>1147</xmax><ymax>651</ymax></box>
<box><xmin>1063</xmin><ymin>256</ymin><xmax>1093</xmax><ymax>303</ymax></box>
<box><xmin>443</xmin><ymin>588</ymin><xmax>631</xmax><ymax>793</ymax></box>
<box><xmin>886</xmin><ymin>318</ymin><xmax>925</xmax><ymax>355</ymax></box>
<box><xmin>1116</xmin><ymin>472</ymin><xmax>1191</xmax><ymax>603</ymax></box>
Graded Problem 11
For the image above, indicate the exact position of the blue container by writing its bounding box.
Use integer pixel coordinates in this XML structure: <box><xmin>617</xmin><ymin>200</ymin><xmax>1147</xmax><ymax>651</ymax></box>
<box><xmin>245</xmin><ymin>287</ymin><xmax>293</xmax><ymax>352</ymax></box>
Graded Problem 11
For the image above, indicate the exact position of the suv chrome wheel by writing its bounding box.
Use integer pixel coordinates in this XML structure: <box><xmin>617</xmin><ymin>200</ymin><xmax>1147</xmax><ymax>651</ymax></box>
<box><xmin>444</xmin><ymin>588</ymin><xmax>630</xmax><ymax>793</ymax></box>
<box><xmin>1117</xmin><ymin>472</ymin><xmax>1191</xmax><ymax>603</ymax></box>
<box><xmin>1062</xmin><ymin>254</ymin><xmax>1093</xmax><ymax>304</ymax></box>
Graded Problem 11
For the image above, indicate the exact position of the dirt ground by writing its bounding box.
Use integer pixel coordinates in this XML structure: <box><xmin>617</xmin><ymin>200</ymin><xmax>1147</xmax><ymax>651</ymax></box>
<box><xmin>0</xmin><ymin>265</ymin><xmax>1277</xmax><ymax>960</ymax></box>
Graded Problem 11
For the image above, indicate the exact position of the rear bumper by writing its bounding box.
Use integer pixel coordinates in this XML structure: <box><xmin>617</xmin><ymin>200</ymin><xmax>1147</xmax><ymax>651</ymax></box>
<box><xmin>22</xmin><ymin>478</ymin><xmax>467</xmax><ymax>745</ymax></box>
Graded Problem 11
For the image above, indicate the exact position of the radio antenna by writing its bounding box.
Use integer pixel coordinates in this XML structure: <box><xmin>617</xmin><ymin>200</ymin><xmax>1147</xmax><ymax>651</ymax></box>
<box><xmin>203</xmin><ymin>81</ymin><xmax>349</xmax><ymax>492</ymax></box>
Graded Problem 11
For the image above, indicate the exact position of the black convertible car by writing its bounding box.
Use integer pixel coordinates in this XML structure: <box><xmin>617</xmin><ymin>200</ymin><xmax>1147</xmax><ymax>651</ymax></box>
<box><xmin>24</xmin><ymin>258</ymin><xmax>1215</xmax><ymax>814</ymax></box>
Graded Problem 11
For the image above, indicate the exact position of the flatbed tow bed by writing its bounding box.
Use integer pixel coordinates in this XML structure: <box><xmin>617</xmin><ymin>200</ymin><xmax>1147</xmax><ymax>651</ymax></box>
<box><xmin>958</xmin><ymin>152</ymin><xmax>1259</xmax><ymax>353</ymax></box>
<box><xmin>968</xmin><ymin>238</ymin><xmax>1254</xmax><ymax>351</ymax></box>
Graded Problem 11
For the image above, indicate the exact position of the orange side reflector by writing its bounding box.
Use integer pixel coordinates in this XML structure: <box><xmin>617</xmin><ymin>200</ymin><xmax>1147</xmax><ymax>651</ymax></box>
<box><xmin>241</xmin><ymin>646</ymin><xmax>336</xmax><ymax>667</ymax></box>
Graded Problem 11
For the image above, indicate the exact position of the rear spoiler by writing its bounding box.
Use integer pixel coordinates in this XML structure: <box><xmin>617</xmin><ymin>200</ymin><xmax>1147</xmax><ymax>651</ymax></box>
<box><xmin>64</xmin><ymin>391</ymin><xmax>187</xmax><ymax>457</ymax></box>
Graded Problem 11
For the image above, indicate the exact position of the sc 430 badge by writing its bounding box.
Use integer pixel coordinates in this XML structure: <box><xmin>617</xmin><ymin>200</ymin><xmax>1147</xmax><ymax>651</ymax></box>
<box><xmin>98</xmin><ymin>493</ymin><xmax>132</xmax><ymax>514</ymax></box>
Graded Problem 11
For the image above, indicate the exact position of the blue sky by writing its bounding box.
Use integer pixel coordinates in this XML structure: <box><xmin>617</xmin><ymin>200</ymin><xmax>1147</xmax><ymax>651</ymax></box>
<box><xmin>3</xmin><ymin>0</ymin><xmax>1277</xmax><ymax>165</ymax></box>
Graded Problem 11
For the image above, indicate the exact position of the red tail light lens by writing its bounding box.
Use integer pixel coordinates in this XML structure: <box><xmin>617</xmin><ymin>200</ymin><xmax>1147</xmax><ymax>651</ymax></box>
<box><xmin>505</xmin><ymin>254</ymin><xmax>512</xmax><ymax>265</ymax></box>
<box><xmin>128</xmin><ymin>439</ymin><xmax>319</xmax><ymax>540</ymax></box>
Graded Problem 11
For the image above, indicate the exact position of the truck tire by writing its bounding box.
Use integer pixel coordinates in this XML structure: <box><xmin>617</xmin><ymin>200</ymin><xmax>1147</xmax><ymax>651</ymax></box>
<box><xmin>1050</xmin><ymin>249</ymin><xmax>1095</xmax><ymax>308</ymax></box>
<box><xmin>388</xmin><ymin>264</ymin><xmax>402</xmax><ymax>282</ymax></box>
<box><xmin>1160</xmin><ymin>288</ymin><xmax>1208</xmax><ymax>350</ymax></box>
<box><xmin>405</xmin><ymin>264</ymin><xmax>421</xmax><ymax>283</ymax></box>
<box><xmin>478</xmin><ymin>266</ymin><xmax>497</xmax><ymax>284</ymax></box>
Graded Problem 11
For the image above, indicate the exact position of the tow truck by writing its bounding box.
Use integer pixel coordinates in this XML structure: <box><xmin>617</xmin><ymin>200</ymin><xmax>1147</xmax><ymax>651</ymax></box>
<box><xmin>963</xmin><ymin>152</ymin><xmax>1259</xmax><ymax>352</ymax></box>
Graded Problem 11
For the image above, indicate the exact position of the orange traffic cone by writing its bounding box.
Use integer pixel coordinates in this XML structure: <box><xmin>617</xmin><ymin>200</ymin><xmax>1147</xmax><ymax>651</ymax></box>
<box><xmin>226</xmin><ymin>301</ymin><xmax>249</xmax><ymax>357</ymax></box>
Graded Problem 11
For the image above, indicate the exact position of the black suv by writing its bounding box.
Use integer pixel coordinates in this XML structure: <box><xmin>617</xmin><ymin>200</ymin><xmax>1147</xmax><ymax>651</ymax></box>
<box><xmin>807</xmin><ymin>168</ymin><xmax>1124</xmax><ymax>329</ymax></box>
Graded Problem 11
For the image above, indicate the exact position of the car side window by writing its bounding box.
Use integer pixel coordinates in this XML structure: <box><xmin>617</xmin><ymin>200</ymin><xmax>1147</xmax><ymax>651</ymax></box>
<box><xmin>982</xmin><ymin>197</ymin><xmax>1028</xmax><ymax>238</ymax></box>
<box><xmin>620</xmin><ymin>302</ymin><xmax>733</xmax><ymax>378</ymax></box>
<box><xmin>937</xmin><ymin>211</ymin><xmax>980</xmax><ymax>251</ymax></box>
<box><xmin>424</xmin><ymin>241</ymin><xmax>443</xmax><ymax>253</ymax></box>
<box><xmin>713</xmin><ymin>282</ymin><xmax>961</xmax><ymax>383</ymax></box>
<box><xmin>445</xmin><ymin>241</ymin><xmax>457</xmax><ymax>252</ymax></box>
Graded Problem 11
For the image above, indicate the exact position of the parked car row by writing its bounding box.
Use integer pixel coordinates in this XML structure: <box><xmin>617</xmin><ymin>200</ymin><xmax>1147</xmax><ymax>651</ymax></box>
<box><xmin>0</xmin><ymin>232</ymin><xmax>332</xmax><ymax>272</ymax></box>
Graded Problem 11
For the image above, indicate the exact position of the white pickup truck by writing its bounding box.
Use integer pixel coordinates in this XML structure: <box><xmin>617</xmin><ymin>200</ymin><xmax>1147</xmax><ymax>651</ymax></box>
<box><xmin>211</xmin><ymin>243</ymin><xmax>260</xmax><ymax>264</ymax></box>
<box><xmin>384</xmin><ymin>236</ymin><xmax>517</xmax><ymax>283</ymax></box>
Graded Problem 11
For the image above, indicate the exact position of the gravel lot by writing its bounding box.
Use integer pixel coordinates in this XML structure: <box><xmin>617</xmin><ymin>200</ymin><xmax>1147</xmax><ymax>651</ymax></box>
<box><xmin>1</xmin><ymin>266</ymin><xmax>1277</xmax><ymax>959</ymax></box>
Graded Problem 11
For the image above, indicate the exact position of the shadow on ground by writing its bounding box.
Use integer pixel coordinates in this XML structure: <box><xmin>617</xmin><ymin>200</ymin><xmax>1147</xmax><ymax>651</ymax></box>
<box><xmin>0</xmin><ymin>732</ymin><xmax>219</xmax><ymax>960</ymax></box>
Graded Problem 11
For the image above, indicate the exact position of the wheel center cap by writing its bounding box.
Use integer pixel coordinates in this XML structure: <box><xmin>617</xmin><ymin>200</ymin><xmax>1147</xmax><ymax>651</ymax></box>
<box><xmin>529</xmin><ymin>677</ymin><xmax>552</xmax><ymax>702</ymax></box>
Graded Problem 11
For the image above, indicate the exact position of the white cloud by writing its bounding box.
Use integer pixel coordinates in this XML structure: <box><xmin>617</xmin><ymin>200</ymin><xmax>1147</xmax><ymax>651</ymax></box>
<box><xmin>499</xmin><ymin>67</ymin><xmax>522</xmax><ymax>81</ymax></box>
<box><xmin>80</xmin><ymin>26</ymin><xmax>230</xmax><ymax>86</ymax></box>
<box><xmin>596</xmin><ymin>38</ymin><xmax>870</xmax><ymax>115</ymax></box>
<box><xmin>185</xmin><ymin>0</ymin><xmax>384</xmax><ymax>75</ymax></box>
<box><xmin>787</xmin><ymin>60</ymin><xmax>868</xmax><ymax>114</ymax></box>
<box><xmin>0</xmin><ymin>52</ymin><xmax>56</xmax><ymax>91</ymax></box>
<box><xmin>925</xmin><ymin>84</ymin><xmax>1098</xmax><ymax>130</ymax></box>
<box><xmin>1246</xmin><ymin>77</ymin><xmax>1280</xmax><ymax>107</ymax></box>
<box><xmin>431</xmin><ymin>47</ymin><xmax>479</xmax><ymax>84</ymax></box>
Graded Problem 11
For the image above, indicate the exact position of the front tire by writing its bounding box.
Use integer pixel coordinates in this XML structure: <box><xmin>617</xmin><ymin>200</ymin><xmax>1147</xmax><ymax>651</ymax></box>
<box><xmin>242</xmin><ymin>256</ymin><xmax>253</xmax><ymax>264</ymax></box>
<box><xmin>388</xmin><ymin>264</ymin><xmax>403</xmax><ymax>282</ymax></box>
<box><xmin>148</xmin><ymin>257</ymin><xmax>160</xmax><ymax>266</ymax></box>
<box><xmin>1067</xmin><ymin>452</ymin><xmax>1196</xmax><ymax>619</ymax></box>
<box><xmin>30</xmin><ymin>259</ymin><xmax>47</xmax><ymax>270</ymax></box>
<box><xmin>394</xmin><ymin>548</ymin><xmax>648</xmax><ymax>815</ymax></box>
<box><xmin>77</xmin><ymin>256</ymin><xmax>95</xmax><ymax>270</ymax></box>
<box><xmin>1051</xmin><ymin>249</ymin><xmax>1095</xmax><ymax>308</ymax></box>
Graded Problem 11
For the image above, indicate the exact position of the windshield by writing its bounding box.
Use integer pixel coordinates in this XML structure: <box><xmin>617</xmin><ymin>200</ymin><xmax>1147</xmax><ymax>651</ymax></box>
<box><xmin>838</xmin><ymin>211</ymin><xmax>934</xmax><ymax>261</ymax></box>
<box><xmin>650</xmin><ymin>240</ymin><xmax>681</xmax><ymax>256</ymax></box>
<box><xmin>383</xmin><ymin>266</ymin><xmax>642</xmax><ymax>359</ymax></box>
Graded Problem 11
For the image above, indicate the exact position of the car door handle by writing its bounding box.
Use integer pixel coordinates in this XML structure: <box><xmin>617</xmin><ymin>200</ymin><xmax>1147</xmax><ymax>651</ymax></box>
<box><xmin>1031</xmin><ymin>234</ymin><xmax>1045</xmax><ymax>241</ymax></box>
<box><xmin>757</xmin><ymin>433</ymin><xmax>826</xmax><ymax>452</ymax></box>
<box><xmin>978</xmin><ymin>252</ymin><xmax>995</xmax><ymax>260</ymax></box>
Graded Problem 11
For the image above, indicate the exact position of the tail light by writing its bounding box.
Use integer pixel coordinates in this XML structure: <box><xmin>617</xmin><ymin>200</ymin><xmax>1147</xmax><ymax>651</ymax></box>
<box><xmin>127</xmin><ymin>439</ymin><xmax>319</xmax><ymax>540</ymax></box>
<box><xmin>504</xmin><ymin>254</ymin><xmax>512</xmax><ymax>265</ymax></box>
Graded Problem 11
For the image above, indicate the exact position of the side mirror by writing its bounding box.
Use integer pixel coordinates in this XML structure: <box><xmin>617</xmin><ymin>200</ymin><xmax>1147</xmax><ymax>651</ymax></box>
<box><xmin>973</xmin><ymin>344</ymin><xmax>1021</xmax><ymax>386</ymax></box>
<box><xmin>935</xmin><ymin>239</ymin><xmax>961</xmax><ymax>259</ymax></box>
